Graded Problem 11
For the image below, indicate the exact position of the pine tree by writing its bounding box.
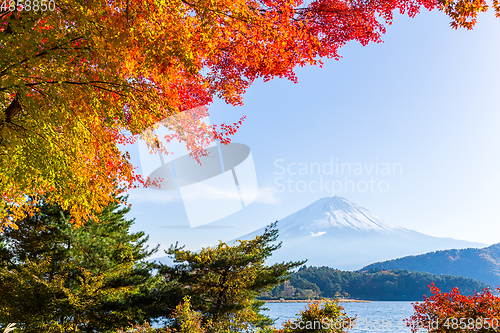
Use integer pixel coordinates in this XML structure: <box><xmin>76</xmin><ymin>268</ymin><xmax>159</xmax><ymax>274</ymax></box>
<box><xmin>159</xmin><ymin>222</ymin><xmax>305</xmax><ymax>332</ymax></box>
<box><xmin>0</xmin><ymin>194</ymin><xmax>158</xmax><ymax>333</ymax></box>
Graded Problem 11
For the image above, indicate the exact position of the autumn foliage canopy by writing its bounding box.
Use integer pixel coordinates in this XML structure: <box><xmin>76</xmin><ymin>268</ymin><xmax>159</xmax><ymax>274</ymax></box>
<box><xmin>406</xmin><ymin>283</ymin><xmax>500</xmax><ymax>333</ymax></box>
<box><xmin>0</xmin><ymin>0</ymin><xmax>494</xmax><ymax>227</ymax></box>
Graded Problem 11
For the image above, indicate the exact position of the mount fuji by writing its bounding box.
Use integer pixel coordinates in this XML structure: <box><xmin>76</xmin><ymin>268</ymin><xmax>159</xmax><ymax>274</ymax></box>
<box><xmin>234</xmin><ymin>196</ymin><xmax>486</xmax><ymax>270</ymax></box>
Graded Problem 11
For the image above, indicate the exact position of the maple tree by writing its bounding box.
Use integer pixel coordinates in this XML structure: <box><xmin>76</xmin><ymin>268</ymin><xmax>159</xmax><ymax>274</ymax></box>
<box><xmin>0</xmin><ymin>0</ymin><xmax>492</xmax><ymax>227</ymax></box>
<box><xmin>406</xmin><ymin>283</ymin><xmax>500</xmax><ymax>332</ymax></box>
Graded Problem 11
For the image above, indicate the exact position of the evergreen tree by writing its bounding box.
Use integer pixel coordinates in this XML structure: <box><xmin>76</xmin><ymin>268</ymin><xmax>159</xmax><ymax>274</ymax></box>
<box><xmin>159</xmin><ymin>222</ymin><xmax>305</xmax><ymax>332</ymax></box>
<box><xmin>0</xmin><ymin>194</ymin><xmax>158</xmax><ymax>333</ymax></box>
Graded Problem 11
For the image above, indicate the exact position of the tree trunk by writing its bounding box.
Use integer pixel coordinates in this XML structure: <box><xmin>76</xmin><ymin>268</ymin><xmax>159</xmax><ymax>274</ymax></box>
<box><xmin>3</xmin><ymin>97</ymin><xmax>21</xmax><ymax>124</ymax></box>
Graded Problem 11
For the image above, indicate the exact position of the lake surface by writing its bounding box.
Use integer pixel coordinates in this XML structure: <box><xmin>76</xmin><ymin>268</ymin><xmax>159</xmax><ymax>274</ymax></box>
<box><xmin>264</xmin><ymin>301</ymin><xmax>420</xmax><ymax>332</ymax></box>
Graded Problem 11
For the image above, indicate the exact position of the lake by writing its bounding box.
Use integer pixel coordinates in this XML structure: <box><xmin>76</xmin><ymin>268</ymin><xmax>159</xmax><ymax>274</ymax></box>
<box><xmin>264</xmin><ymin>301</ymin><xmax>420</xmax><ymax>332</ymax></box>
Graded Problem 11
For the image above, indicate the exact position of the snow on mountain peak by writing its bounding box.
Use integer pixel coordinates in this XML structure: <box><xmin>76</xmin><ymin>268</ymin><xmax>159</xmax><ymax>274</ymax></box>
<box><xmin>278</xmin><ymin>196</ymin><xmax>402</xmax><ymax>234</ymax></box>
<box><xmin>227</xmin><ymin>196</ymin><xmax>486</xmax><ymax>270</ymax></box>
<box><xmin>224</xmin><ymin>196</ymin><xmax>486</xmax><ymax>270</ymax></box>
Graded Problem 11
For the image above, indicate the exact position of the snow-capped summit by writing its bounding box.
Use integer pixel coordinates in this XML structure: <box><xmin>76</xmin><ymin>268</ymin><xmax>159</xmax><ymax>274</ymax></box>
<box><xmin>279</xmin><ymin>196</ymin><xmax>401</xmax><ymax>234</ymax></box>
<box><xmin>234</xmin><ymin>196</ymin><xmax>485</xmax><ymax>270</ymax></box>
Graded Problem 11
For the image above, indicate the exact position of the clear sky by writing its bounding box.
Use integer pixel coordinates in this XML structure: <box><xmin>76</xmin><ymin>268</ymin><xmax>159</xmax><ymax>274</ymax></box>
<box><xmin>123</xmin><ymin>7</ymin><xmax>500</xmax><ymax>259</ymax></box>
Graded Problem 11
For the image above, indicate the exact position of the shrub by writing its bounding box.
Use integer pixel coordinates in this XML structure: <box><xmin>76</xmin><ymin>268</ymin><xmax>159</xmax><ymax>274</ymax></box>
<box><xmin>406</xmin><ymin>282</ymin><xmax>500</xmax><ymax>332</ymax></box>
<box><xmin>277</xmin><ymin>299</ymin><xmax>355</xmax><ymax>333</ymax></box>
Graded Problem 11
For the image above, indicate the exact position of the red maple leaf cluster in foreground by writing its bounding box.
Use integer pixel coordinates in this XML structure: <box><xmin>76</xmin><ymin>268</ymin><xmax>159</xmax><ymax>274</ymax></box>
<box><xmin>407</xmin><ymin>283</ymin><xmax>500</xmax><ymax>333</ymax></box>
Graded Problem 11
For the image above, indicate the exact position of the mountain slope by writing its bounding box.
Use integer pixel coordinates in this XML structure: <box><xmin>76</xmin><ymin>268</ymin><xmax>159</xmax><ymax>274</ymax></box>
<box><xmin>362</xmin><ymin>243</ymin><xmax>500</xmax><ymax>288</ymax></box>
<box><xmin>234</xmin><ymin>196</ymin><xmax>486</xmax><ymax>270</ymax></box>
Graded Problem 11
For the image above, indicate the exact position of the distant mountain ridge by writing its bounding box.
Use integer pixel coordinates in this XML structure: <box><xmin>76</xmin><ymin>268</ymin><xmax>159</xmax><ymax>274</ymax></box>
<box><xmin>234</xmin><ymin>196</ymin><xmax>486</xmax><ymax>270</ymax></box>
<box><xmin>362</xmin><ymin>243</ymin><xmax>500</xmax><ymax>288</ymax></box>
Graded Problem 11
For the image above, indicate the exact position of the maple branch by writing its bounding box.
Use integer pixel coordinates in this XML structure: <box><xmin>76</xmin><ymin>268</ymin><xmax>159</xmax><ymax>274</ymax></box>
<box><xmin>126</xmin><ymin>0</ymin><xmax>131</xmax><ymax>24</ymax></box>
<box><xmin>2</xmin><ymin>97</ymin><xmax>22</xmax><ymax>124</ymax></box>
<box><xmin>29</xmin><ymin>86</ymin><xmax>49</xmax><ymax>99</ymax></box>
<box><xmin>0</xmin><ymin>96</ymin><xmax>27</xmax><ymax>147</ymax></box>
<box><xmin>0</xmin><ymin>11</ymin><xmax>11</xmax><ymax>20</ymax></box>
<box><xmin>0</xmin><ymin>36</ymin><xmax>85</xmax><ymax>78</ymax></box>
<box><xmin>2</xmin><ymin>80</ymin><xmax>129</xmax><ymax>97</ymax></box>
<box><xmin>3</xmin><ymin>118</ymin><xmax>26</xmax><ymax>134</ymax></box>
<box><xmin>178</xmin><ymin>0</ymin><xmax>251</xmax><ymax>23</ymax></box>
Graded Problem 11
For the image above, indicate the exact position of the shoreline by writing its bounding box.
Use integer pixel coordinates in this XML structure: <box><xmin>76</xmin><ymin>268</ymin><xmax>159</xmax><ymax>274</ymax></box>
<box><xmin>264</xmin><ymin>299</ymin><xmax>371</xmax><ymax>303</ymax></box>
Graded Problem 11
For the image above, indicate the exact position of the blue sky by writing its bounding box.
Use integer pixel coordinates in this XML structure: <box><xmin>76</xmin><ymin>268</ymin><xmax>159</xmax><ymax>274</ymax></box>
<box><xmin>123</xmin><ymin>8</ymin><xmax>500</xmax><ymax>258</ymax></box>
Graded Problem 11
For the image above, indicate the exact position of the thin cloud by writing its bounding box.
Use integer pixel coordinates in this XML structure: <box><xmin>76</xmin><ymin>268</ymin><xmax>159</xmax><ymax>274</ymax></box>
<box><xmin>255</xmin><ymin>186</ymin><xmax>279</xmax><ymax>205</ymax></box>
<box><xmin>127</xmin><ymin>189</ymin><xmax>180</xmax><ymax>204</ymax></box>
<box><xmin>127</xmin><ymin>185</ymin><xmax>279</xmax><ymax>206</ymax></box>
